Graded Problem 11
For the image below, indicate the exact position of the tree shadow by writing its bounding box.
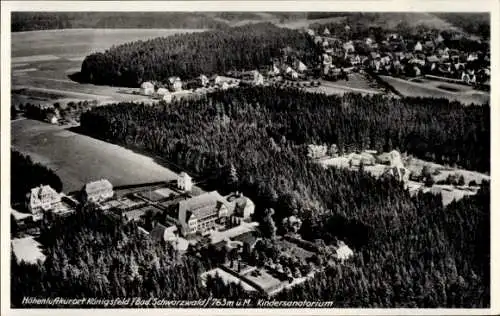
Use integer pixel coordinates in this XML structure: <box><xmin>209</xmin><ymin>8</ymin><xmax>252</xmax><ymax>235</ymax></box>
<box><xmin>67</xmin><ymin>72</ymin><xmax>87</xmax><ymax>84</ymax></box>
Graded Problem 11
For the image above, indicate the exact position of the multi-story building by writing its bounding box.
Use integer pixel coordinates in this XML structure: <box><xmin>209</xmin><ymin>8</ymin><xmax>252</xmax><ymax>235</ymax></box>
<box><xmin>26</xmin><ymin>185</ymin><xmax>61</xmax><ymax>221</ymax></box>
<box><xmin>81</xmin><ymin>179</ymin><xmax>114</xmax><ymax>203</ymax></box>
<box><xmin>177</xmin><ymin>191</ymin><xmax>230</xmax><ymax>236</ymax></box>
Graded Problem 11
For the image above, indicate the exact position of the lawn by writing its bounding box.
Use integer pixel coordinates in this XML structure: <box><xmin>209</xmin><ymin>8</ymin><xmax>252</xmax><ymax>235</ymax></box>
<box><xmin>12</xmin><ymin>28</ymin><xmax>206</xmax><ymax>58</ymax></box>
<box><xmin>380</xmin><ymin>75</ymin><xmax>489</xmax><ymax>105</ymax></box>
<box><xmin>12</xmin><ymin>119</ymin><xmax>179</xmax><ymax>192</ymax></box>
<box><xmin>12</xmin><ymin>237</ymin><xmax>46</xmax><ymax>264</ymax></box>
<box><xmin>11</xmin><ymin>28</ymin><xmax>206</xmax><ymax>105</ymax></box>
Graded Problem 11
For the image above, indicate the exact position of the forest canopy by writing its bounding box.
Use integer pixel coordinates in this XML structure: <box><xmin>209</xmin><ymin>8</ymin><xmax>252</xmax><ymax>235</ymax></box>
<box><xmin>11</xmin><ymin>150</ymin><xmax>63</xmax><ymax>205</ymax></box>
<box><xmin>79</xmin><ymin>23</ymin><xmax>318</xmax><ymax>86</ymax></box>
<box><xmin>11</xmin><ymin>86</ymin><xmax>490</xmax><ymax>307</ymax></box>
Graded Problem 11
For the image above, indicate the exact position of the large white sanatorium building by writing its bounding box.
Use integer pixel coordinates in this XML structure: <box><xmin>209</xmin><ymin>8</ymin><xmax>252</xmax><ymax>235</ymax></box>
<box><xmin>26</xmin><ymin>185</ymin><xmax>61</xmax><ymax>221</ymax></box>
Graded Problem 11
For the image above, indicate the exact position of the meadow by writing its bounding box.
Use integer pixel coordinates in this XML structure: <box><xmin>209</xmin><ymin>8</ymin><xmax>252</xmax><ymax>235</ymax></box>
<box><xmin>11</xmin><ymin>119</ymin><xmax>179</xmax><ymax>193</ymax></box>
<box><xmin>380</xmin><ymin>75</ymin><xmax>489</xmax><ymax>105</ymax></box>
<box><xmin>11</xmin><ymin>29</ymin><xmax>206</xmax><ymax>105</ymax></box>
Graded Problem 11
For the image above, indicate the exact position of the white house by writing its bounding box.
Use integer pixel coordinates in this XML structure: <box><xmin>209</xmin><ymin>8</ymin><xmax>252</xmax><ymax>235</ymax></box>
<box><xmin>467</xmin><ymin>53</ymin><xmax>479</xmax><ymax>62</ymax></box>
<box><xmin>198</xmin><ymin>74</ymin><xmax>209</xmax><ymax>87</ymax></box>
<box><xmin>343</xmin><ymin>41</ymin><xmax>355</xmax><ymax>54</ymax></box>
<box><xmin>163</xmin><ymin>93</ymin><xmax>173</xmax><ymax>103</ymax></box>
<box><xmin>307</xmin><ymin>29</ymin><xmax>315</xmax><ymax>37</ymax></box>
<box><xmin>252</xmin><ymin>70</ymin><xmax>264</xmax><ymax>86</ymax></box>
<box><xmin>177</xmin><ymin>172</ymin><xmax>193</xmax><ymax>192</ymax></box>
<box><xmin>27</xmin><ymin>185</ymin><xmax>61</xmax><ymax>221</ymax></box>
<box><xmin>323</xmin><ymin>27</ymin><xmax>331</xmax><ymax>36</ymax></box>
<box><xmin>140</xmin><ymin>81</ymin><xmax>155</xmax><ymax>96</ymax></box>
<box><xmin>168</xmin><ymin>76</ymin><xmax>183</xmax><ymax>92</ymax></box>
<box><xmin>335</xmin><ymin>241</ymin><xmax>354</xmax><ymax>262</ymax></box>
<box><xmin>322</xmin><ymin>53</ymin><xmax>332</xmax><ymax>66</ymax></box>
<box><xmin>414</xmin><ymin>41</ymin><xmax>423</xmax><ymax>52</ymax></box>
<box><xmin>82</xmin><ymin>179</ymin><xmax>114</xmax><ymax>203</ymax></box>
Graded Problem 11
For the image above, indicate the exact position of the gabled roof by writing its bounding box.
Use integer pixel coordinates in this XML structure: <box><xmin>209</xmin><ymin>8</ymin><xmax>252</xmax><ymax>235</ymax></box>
<box><xmin>179</xmin><ymin>191</ymin><xmax>230</xmax><ymax>220</ymax></box>
<box><xmin>31</xmin><ymin>185</ymin><xmax>58</xmax><ymax>199</ymax></box>
<box><xmin>141</xmin><ymin>82</ymin><xmax>154</xmax><ymax>89</ymax></box>
<box><xmin>427</xmin><ymin>55</ymin><xmax>440</xmax><ymax>63</ymax></box>
<box><xmin>179</xmin><ymin>172</ymin><xmax>192</xmax><ymax>179</ymax></box>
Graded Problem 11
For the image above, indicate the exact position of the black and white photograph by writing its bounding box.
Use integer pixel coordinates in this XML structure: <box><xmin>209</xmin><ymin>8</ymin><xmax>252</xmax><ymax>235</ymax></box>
<box><xmin>1</xmin><ymin>1</ymin><xmax>498</xmax><ymax>314</ymax></box>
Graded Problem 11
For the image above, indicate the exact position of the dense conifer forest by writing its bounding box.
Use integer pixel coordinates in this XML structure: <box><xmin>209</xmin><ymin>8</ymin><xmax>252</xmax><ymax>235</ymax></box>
<box><xmin>11</xmin><ymin>87</ymin><xmax>490</xmax><ymax>307</ymax></box>
<box><xmin>11</xmin><ymin>207</ymin><xmax>252</xmax><ymax>307</ymax></box>
<box><xmin>10</xmin><ymin>154</ymin><xmax>490</xmax><ymax>307</ymax></box>
<box><xmin>80</xmin><ymin>23</ymin><xmax>319</xmax><ymax>86</ymax></box>
<box><xmin>10</xmin><ymin>150</ymin><xmax>63</xmax><ymax>204</ymax></box>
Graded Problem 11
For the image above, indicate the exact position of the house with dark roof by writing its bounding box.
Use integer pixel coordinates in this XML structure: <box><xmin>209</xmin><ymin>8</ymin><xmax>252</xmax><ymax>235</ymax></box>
<box><xmin>226</xmin><ymin>192</ymin><xmax>255</xmax><ymax>220</ymax></box>
<box><xmin>151</xmin><ymin>223</ymin><xmax>178</xmax><ymax>242</ymax></box>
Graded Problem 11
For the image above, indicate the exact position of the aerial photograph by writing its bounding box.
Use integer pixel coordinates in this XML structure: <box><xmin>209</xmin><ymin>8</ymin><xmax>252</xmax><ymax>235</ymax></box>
<box><xmin>7</xmin><ymin>10</ymin><xmax>491</xmax><ymax>309</ymax></box>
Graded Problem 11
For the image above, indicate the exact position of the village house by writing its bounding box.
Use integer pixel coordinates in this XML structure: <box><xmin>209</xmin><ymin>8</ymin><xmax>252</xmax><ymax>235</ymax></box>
<box><xmin>140</xmin><ymin>81</ymin><xmax>155</xmax><ymax>95</ymax></box>
<box><xmin>177</xmin><ymin>191</ymin><xmax>232</xmax><ymax>236</ymax></box>
<box><xmin>343</xmin><ymin>41</ymin><xmax>355</xmax><ymax>54</ymax></box>
<box><xmin>226</xmin><ymin>192</ymin><xmax>255</xmax><ymax>220</ymax></box>
<box><xmin>294</xmin><ymin>60</ymin><xmax>308</xmax><ymax>73</ymax></box>
<box><xmin>81</xmin><ymin>179</ymin><xmax>114</xmax><ymax>203</ymax></box>
<box><xmin>198</xmin><ymin>74</ymin><xmax>209</xmax><ymax>87</ymax></box>
<box><xmin>177</xmin><ymin>172</ymin><xmax>193</xmax><ymax>192</ymax></box>
<box><xmin>167</xmin><ymin>76</ymin><xmax>183</xmax><ymax>92</ymax></box>
<box><xmin>413</xmin><ymin>41</ymin><xmax>423</xmax><ymax>52</ymax></box>
<box><xmin>150</xmin><ymin>223</ymin><xmax>189</xmax><ymax>251</ymax></box>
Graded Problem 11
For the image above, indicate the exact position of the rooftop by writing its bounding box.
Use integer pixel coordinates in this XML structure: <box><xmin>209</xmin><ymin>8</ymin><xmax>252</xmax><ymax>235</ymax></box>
<box><xmin>84</xmin><ymin>179</ymin><xmax>113</xmax><ymax>194</ymax></box>
<box><xmin>179</xmin><ymin>191</ymin><xmax>230</xmax><ymax>220</ymax></box>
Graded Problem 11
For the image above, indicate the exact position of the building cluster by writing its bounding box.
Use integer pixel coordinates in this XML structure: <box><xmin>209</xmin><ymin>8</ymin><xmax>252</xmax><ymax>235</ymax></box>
<box><xmin>140</xmin><ymin>73</ymin><xmax>249</xmax><ymax>103</ymax></box>
<box><xmin>306</xmin><ymin>25</ymin><xmax>490</xmax><ymax>86</ymax></box>
<box><xmin>13</xmin><ymin>170</ymin><xmax>256</xmax><ymax>252</ymax></box>
<box><xmin>24</xmin><ymin>185</ymin><xmax>76</xmax><ymax>222</ymax></box>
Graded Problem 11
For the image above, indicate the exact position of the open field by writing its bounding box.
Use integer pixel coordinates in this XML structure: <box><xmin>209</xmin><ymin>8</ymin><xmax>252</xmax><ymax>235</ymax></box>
<box><xmin>12</xmin><ymin>237</ymin><xmax>46</xmax><ymax>264</ymax></box>
<box><xmin>12</xmin><ymin>119</ymin><xmax>179</xmax><ymax>192</ymax></box>
<box><xmin>12</xmin><ymin>28</ymin><xmax>206</xmax><ymax>57</ymax></box>
<box><xmin>11</xmin><ymin>29</ymin><xmax>205</xmax><ymax>105</ymax></box>
<box><xmin>380</xmin><ymin>75</ymin><xmax>489</xmax><ymax>105</ymax></box>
